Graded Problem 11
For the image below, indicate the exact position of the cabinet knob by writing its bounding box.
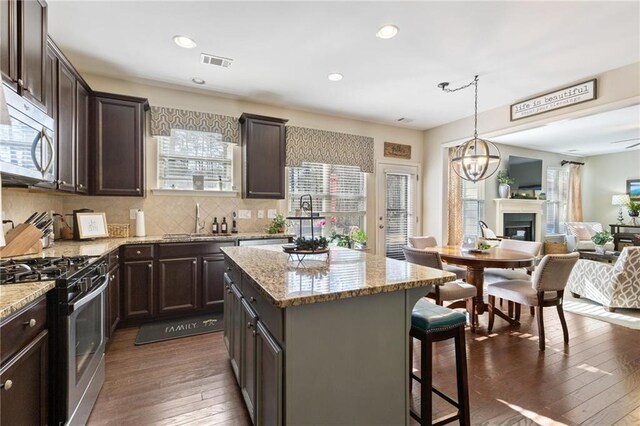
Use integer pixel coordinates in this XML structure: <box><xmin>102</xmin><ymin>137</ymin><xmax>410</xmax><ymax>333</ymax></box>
<box><xmin>77</xmin><ymin>183</ymin><xmax>84</xmax><ymax>189</ymax></box>
<box><xmin>136</xmin><ymin>188</ymin><xmax>140</xmax><ymax>192</ymax></box>
<box><xmin>136</xmin><ymin>250</ymin><xmax>141</xmax><ymax>254</ymax></box>
<box><xmin>247</xmin><ymin>322</ymin><xmax>253</xmax><ymax>329</ymax></box>
<box><xmin>203</xmin><ymin>260</ymin><xmax>207</xmax><ymax>264</ymax></box>
<box><xmin>61</xmin><ymin>180</ymin><xmax>66</xmax><ymax>185</ymax></box>
<box><xmin>226</xmin><ymin>289</ymin><xmax>232</xmax><ymax>294</ymax></box>
<box><xmin>116</xmin><ymin>255</ymin><xmax>119</xmax><ymax>259</ymax></box>
<box><xmin>225</xmin><ymin>267</ymin><xmax>231</xmax><ymax>271</ymax></box>
<box><xmin>24</xmin><ymin>319</ymin><xmax>36</xmax><ymax>328</ymax></box>
<box><xmin>249</xmin><ymin>297</ymin><xmax>256</xmax><ymax>304</ymax></box>
<box><xmin>192</xmin><ymin>260</ymin><xmax>196</xmax><ymax>265</ymax></box>
<box><xmin>148</xmin><ymin>264</ymin><xmax>152</xmax><ymax>269</ymax></box>
<box><xmin>17</xmin><ymin>79</ymin><xmax>23</xmax><ymax>87</ymax></box>
<box><xmin>1</xmin><ymin>380</ymin><xmax>12</xmax><ymax>390</ymax></box>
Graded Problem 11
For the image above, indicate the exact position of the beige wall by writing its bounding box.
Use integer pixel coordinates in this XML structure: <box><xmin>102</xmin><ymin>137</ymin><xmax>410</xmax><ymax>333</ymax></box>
<box><xmin>582</xmin><ymin>150</ymin><xmax>640</xmax><ymax>227</ymax></box>
<box><xmin>3</xmin><ymin>74</ymin><xmax>423</xmax><ymax>248</ymax></box>
<box><xmin>423</xmin><ymin>62</ymin><xmax>640</xmax><ymax>242</ymax></box>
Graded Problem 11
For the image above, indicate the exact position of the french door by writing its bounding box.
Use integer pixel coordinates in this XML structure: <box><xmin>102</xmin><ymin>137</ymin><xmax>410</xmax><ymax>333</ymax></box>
<box><xmin>376</xmin><ymin>163</ymin><xmax>419</xmax><ymax>259</ymax></box>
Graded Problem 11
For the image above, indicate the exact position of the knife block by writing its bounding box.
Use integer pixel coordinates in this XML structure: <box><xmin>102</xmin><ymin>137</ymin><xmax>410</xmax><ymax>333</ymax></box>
<box><xmin>0</xmin><ymin>224</ymin><xmax>44</xmax><ymax>258</ymax></box>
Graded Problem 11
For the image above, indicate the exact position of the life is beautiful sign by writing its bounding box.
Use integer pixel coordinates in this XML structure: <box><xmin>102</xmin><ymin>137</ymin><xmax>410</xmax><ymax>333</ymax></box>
<box><xmin>510</xmin><ymin>79</ymin><xmax>597</xmax><ymax>121</ymax></box>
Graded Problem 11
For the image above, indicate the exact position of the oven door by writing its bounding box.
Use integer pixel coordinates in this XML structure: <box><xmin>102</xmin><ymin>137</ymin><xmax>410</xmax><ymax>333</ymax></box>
<box><xmin>66</xmin><ymin>275</ymin><xmax>108</xmax><ymax>423</ymax></box>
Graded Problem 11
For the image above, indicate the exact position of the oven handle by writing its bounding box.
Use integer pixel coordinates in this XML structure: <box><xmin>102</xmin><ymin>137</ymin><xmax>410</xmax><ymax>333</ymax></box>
<box><xmin>69</xmin><ymin>275</ymin><xmax>109</xmax><ymax>313</ymax></box>
<box><xmin>30</xmin><ymin>131</ymin><xmax>43</xmax><ymax>173</ymax></box>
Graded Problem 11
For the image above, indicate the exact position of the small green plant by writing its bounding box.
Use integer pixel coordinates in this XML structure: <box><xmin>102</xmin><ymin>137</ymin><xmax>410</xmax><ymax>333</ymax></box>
<box><xmin>266</xmin><ymin>213</ymin><xmax>287</xmax><ymax>234</ymax></box>
<box><xmin>627</xmin><ymin>200</ymin><xmax>640</xmax><ymax>213</ymax></box>
<box><xmin>294</xmin><ymin>236</ymin><xmax>329</xmax><ymax>251</ymax></box>
<box><xmin>496</xmin><ymin>170</ymin><xmax>515</xmax><ymax>185</ymax></box>
<box><xmin>591</xmin><ymin>231</ymin><xmax>612</xmax><ymax>245</ymax></box>
<box><xmin>351</xmin><ymin>228</ymin><xmax>367</xmax><ymax>244</ymax></box>
<box><xmin>330</xmin><ymin>232</ymin><xmax>353</xmax><ymax>248</ymax></box>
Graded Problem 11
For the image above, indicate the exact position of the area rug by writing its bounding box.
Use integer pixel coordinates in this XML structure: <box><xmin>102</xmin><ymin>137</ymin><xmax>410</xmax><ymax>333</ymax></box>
<box><xmin>563</xmin><ymin>292</ymin><xmax>640</xmax><ymax>330</ymax></box>
<box><xmin>135</xmin><ymin>313</ymin><xmax>223</xmax><ymax>345</ymax></box>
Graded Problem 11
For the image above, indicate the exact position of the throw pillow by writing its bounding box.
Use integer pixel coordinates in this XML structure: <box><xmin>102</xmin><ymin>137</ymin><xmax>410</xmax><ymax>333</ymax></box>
<box><xmin>575</xmin><ymin>226</ymin><xmax>592</xmax><ymax>241</ymax></box>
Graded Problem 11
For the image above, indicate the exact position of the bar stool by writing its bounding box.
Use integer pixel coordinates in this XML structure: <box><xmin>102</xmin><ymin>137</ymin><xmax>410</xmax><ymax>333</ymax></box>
<box><xmin>410</xmin><ymin>299</ymin><xmax>471</xmax><ymax>426</ymax></box>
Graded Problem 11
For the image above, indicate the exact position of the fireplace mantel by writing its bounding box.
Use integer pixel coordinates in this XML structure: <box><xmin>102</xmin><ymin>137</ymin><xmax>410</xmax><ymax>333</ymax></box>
<box><xmin>494</xmin><ymin>199</ymin><xmax>546</xmax><ymax>242</ymax></box>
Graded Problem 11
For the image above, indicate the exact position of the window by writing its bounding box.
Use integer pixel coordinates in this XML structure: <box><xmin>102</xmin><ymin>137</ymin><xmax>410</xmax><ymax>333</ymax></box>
<box><xmin>288</xmin><ymin>163</ymin><xmax>366</xmax><ymax>236</ymax></box>
<box><xmin>546</xmin><ymin>167</ymin><xmax>569</xmax><ymax>234</ymax></box>
<box><xmin>462</xmin><ymin>180</ymin><xmax>484</xmax><ymax>237</ymax></box>
<box><xmin>157</xmin><ymin>129</ymin><xmax>233</xmax><ymax>190</ymax></box>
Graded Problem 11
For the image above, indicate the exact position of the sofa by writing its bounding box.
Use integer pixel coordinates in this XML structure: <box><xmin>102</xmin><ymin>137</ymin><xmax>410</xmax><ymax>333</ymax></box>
<box><xmin>565</xmin><ymin>222</ymin><xmax>615</xmax><ymax>252</ymax></box>
<box><xmin>567</xmin><ymin>246</ymin><xmax>640</xmax><ymax>311</ymax></box>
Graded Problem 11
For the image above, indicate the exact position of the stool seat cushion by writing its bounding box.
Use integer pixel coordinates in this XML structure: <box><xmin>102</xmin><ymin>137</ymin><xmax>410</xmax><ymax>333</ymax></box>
<box><xmin>412</xmin><ymin>298</ymin><xmax>467</xmax><ymax>332</ymax></box>
<box><xmin>428</xmin><ymin>280</ymin><xmax>476</xmax><ymax>301</ymax></box>
<box><xmin>484</xmin><ymin>268</ymin><xmax>530</xmax><ymax>283</ymax></box>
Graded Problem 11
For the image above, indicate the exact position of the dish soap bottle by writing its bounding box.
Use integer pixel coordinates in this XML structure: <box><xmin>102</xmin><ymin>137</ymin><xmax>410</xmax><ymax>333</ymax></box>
<box><xmin>212</xmin><ymin>217</ymin><xmax>219</xmax><ymax>234</ymax></box>
<box><xmin>221</xmin><ymin>217</ymin><xmax>228</xmax><ymax>234</ymax></box>
<box><xmin>231</xmin><ymin>211</ymin><xmax>238</xmax><ymax>234</ymax></box>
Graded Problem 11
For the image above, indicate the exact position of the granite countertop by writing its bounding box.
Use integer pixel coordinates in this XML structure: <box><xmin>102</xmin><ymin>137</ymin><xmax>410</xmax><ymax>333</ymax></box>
<box><xmin>0</xmin><ymin>233</ymin><xmax>292</xmax><ymax>318</ymax></box>
<box><xmin>221</xmin><ymin>245</ymin><xmax>456</xmax><ymax>308</ymax></box>
<box><xmin>0</xmin><ymin>281</ymin><xmax>55</xmax><ymax>321</ymax></box>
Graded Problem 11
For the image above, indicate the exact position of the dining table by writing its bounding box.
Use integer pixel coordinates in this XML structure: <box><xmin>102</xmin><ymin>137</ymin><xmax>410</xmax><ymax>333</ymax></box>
<box><xmin>424</xmin><ymin>246</ymin><xmax>536</xmax><ymax>315</ymax></box>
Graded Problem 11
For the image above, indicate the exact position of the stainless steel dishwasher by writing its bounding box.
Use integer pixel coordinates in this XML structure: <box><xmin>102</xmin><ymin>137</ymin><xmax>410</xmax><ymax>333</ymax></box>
<box><xmin>237</xmin><ymin>237</ymin><xmax>290</xmax><ymax>246</ymax></box>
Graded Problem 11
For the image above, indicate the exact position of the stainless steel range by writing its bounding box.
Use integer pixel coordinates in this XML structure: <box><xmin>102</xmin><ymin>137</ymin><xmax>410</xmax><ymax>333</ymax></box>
<box><xmin>1</xmin><ymin>255</ymin><xmax>108</xmax><ymax>425</ymax></box>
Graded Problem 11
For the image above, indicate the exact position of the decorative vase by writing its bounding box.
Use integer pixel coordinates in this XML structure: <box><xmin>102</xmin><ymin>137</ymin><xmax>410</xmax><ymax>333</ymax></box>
<box><xmin>498</xmin><ymin>184</ymin><xmax>510</xmax><ymax>199</ymax></box>
<box><xmin>629</xmin><ymin>210</ymin><xmax>639</xmax><ymax>218</ymax></box>
<box><xmin>595</xmin><ymin>245</ymin><xmax>606</xmax><ymax>255</ymax></box>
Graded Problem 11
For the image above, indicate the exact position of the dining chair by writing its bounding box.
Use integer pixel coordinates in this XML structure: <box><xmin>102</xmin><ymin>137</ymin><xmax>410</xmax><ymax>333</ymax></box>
<box><xmin>408</xmin><ymin>236</ymin><xmax>467</xmax><ymax>280</ymax></box>
<box><xmin>487</xmin><ymin>252</ymin><xmax>580</xmax><ymax>351</ymax></box>
<box><xmin>479</xmin><ymin>221</ymin><xmax>505</xmax><ymax>240</ymax></box>
<box><xmin>403</xmin><ymin>246</ymin><xmax>477</xmax><ymax>331</ymax></box>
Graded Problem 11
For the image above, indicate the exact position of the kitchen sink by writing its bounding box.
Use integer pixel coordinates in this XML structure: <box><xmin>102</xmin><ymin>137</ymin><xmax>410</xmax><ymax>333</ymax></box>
<box><xmin>162</xmin><ymin>233</ymin><xmax>232</xmax><ymax>240</ymax></box>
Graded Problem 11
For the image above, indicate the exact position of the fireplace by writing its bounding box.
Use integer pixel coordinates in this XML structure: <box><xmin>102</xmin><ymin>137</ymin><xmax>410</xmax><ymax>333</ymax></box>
<box><xmin>503</xmin><ymin>213</ymin><xmax>535</xmax><ymax>241</ymax></box>
<box><xmin>494</xmin><ymin>199</ymin><xmax>546</xmax><ymax>242</ymax></box>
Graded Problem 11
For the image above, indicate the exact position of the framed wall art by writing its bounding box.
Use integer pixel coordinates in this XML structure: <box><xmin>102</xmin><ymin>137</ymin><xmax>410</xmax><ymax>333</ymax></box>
<box><xmin>627</xmin><ymin>179</ymin><xmax>640</xmax><ymax>201</ymax></box>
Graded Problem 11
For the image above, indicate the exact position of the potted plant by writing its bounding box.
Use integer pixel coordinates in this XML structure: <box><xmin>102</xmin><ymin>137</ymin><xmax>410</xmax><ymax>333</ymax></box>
<box><xmin>591</xmin><ymin>231</ymin><xmax>612</xmax><ymax>255</ymax></box>
<box><xmin>628</xmin><ymin>200</ymin><xmax>640</xmax><ymax>224</ymax></box>
<box><xmin>266</xmin><ymin>213</ymin><xmax>287</xmax><ymax>234</ymax></box>
<box><xmin>496</xmin><ymin>170</ymin><xmax>515</xmax><ymax>199</ymax></box>
<box><xmin>294</xmin><ymin>236</ymin><xmax>329</xmax><ymax>251</ymax></box>
<box><xmin>351</xmin><ymin>228</ymin><xmax>367</xmax><ymax>249</ymax></box>
<box><xmin>330</xmin><ymin>232</ymin><xmax>353</xmax><ymax>248</ymax></box>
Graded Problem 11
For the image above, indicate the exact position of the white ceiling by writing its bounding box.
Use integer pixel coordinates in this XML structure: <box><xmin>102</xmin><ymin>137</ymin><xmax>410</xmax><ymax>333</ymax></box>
<box><xmin>48</xmin><ymin>1</ymin><xmax>639</xmax><ymax>146</ymax></box>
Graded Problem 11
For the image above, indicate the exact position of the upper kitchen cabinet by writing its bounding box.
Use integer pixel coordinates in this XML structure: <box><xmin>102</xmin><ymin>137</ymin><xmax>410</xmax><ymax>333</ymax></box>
<box><xmin>239</xmin><ymin>113</ymin><xmax>288</xmax><ymax>199</ymax></box>
<box><xmin>0</xmin><ymin>0</ymin><xmax>48</xmax><ymax>111</ymax></box>
<box><xmin>92</xmin><ymin>93</ymin><xmax>148</xmax><ymax>196</ymax></box>
<box><xmin>75</xmin><ymin>82</ymin><xmax>89</xmax><ymax>193</ymax></box>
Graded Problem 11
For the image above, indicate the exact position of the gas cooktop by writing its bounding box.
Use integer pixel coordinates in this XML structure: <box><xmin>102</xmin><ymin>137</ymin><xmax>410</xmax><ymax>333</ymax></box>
<box><xmin>0</xmin><ymin>256</ymin><xmax>98</xmax><ymax>284</ymax></box>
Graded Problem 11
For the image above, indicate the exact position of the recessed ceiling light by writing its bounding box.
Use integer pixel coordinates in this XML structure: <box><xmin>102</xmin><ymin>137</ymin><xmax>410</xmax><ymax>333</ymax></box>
<box><xmin>191</xmin><ymin>77</ymin><xmax>205</xmax><ymax>85</ymax></box>
<box><xmin>376</xmin><ymin>24</ymin><xmax>399</xmax><ymax>39</ymax></box>
<box><xmin>328</xmin><ymin>73</ymin><xmax>343</xmax><ymax>82</ymax></box>
<box><xmin>173</xmin><ymin>35</ymin><xmax>197</xmax><ymax>49</ymax></box>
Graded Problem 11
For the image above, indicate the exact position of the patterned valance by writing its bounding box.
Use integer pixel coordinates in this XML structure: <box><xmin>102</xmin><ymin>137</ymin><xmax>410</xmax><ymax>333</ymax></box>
<box><xmin>149</xmin><ymin>106</ymin><xmax>239</xmax><ymax>143</ymax></box>
<box><xmin>285</xmin><ymin>126</ymin><xmax>374</xmax><ymax>173</ymax></box>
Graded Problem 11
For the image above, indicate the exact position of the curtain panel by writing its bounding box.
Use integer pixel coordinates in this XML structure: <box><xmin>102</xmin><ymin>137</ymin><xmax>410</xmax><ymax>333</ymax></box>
<box><xmin>567</xmin><ymin>163</ymin><xmax>583</xmax><ymax>222</ymax></box>
<box><xmin>149</xmin><ymin>106</ymin><xmax>239</xmax><ymax>143</ymax></box>
<box><xmin>285</xmin><ymin>126</ymin><xmax>374</xmax><ymax>173</ymax></box>
<box><xmin>447</xmin><ymin>147</ymin><xmax>463</xmax><ymax>246</ymax></box>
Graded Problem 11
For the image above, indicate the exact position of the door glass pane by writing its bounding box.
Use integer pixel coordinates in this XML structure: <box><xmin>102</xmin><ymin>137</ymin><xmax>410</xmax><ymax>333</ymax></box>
<box><xmin>385</xmin><ymin>173</ymin><xmax>416</xmax><ymax>259</ymax></box>
<box><xmin>75</xmin><ymin>295</ymin><xmax>103</xmax><ymax>383</ymax></box>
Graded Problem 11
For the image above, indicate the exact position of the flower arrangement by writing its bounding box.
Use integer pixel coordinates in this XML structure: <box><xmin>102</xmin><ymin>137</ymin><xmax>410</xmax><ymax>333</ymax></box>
<box><xmin>591</xmin><ymin>231</ymin><xmax>612</xmax><ymax>245</ymax></box>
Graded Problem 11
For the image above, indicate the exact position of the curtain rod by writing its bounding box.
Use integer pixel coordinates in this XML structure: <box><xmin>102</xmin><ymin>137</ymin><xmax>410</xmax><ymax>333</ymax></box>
<box><xmin>561</xmin><ymin>160</ymin><xmax>585</xmax><ymax>166</ymax></box>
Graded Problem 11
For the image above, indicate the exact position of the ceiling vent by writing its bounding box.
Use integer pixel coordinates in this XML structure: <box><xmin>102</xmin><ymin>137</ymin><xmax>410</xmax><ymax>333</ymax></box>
<box><xmin>396</xmin><ymin>117</ymin><xmax>414</xmax><ymax>123</ymax></box>
<box><xmin>200</xmin><ymin>53</ymin><xmax>233</xmax><ymax>68</ymax></box>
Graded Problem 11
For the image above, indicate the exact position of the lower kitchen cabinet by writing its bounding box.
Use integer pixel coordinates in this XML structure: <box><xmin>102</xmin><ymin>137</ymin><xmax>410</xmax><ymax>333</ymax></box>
<box><xmin>158</xmin><ymin>257</ymin><xmax>198</xmax><ymax>314</ymax></box>
<box><xmin>0</xmin><ymin>297</ymin><xmax>48</xmax><ymax>426</ymax></box>
<box><xmin>224</xmin><ymin>267</ymin><xmax>283</xmax><ymax>426</ymax></box>
<box><xmin>108</xmin><ymin>265</ymin><xmax>120</xmax><ymax>337</ymax></box>
<box><xmin>122</xmin><ymin>260</ymin><xmax>155</xmax><ymax>320</ymax></box>
<box><xmin>202</xmin><ymin>253</ymin><xmax>226</xmax><ymax>310</ymax></box>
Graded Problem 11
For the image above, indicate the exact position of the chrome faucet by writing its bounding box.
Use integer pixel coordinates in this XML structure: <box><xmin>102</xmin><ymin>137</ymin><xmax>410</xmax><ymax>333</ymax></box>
<box><xmin>195</xmin><ymin>203</ymin><xmax>205</xmax><ymax>234</ymax></box>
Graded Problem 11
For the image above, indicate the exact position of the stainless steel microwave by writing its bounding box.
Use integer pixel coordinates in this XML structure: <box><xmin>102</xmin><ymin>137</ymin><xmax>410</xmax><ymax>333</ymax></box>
<box><xmin>0</xmin><ymin>83</ymin><xmax>55</xmax><ymax>185</ymax></box>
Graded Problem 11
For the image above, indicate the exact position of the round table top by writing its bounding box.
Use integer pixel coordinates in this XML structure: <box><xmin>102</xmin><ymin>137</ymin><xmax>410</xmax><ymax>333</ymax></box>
<box><xmin>425</xmin><ymin>246</ymin><xmax>536</xmax><ymax>269</ymax></box>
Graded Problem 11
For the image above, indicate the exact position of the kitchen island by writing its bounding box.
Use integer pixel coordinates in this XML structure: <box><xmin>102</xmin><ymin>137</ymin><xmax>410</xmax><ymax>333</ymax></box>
<box><xmin>221</xmin><ymin>245</ymin><xmax>456</xmax><ymax>425</ymax></box>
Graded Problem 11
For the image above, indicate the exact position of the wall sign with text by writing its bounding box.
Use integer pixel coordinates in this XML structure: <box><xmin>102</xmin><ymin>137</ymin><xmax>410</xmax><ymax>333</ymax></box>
<box><xmin>384</xmin><ymin>142</ymin><xmax>412</xmax><ymax>160</ymax></box>
<box><xmin>510</xmin><ymin>79</ymin><xmax>597</xmax><ymax>121</ymax></box>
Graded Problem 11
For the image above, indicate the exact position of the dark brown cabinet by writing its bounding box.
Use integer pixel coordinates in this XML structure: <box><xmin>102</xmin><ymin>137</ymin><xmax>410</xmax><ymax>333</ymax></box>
<box><xmin>108</xmin><ymin>265</ymin><xmax>120</xmax><ymax>338</ymax></box>
<box><xmin>55</xmin><ymin>58</ymin><xmax>76</xmax><ymax>192</ymax></box>
<box><xmin>75</xmin><ymin>82</ymin><xmax>89</xmax><ymax>193</ymax></box>
<box><xmin>202</xmin><ymin>254</ymin><xmax>226</xmax><ymax>309</ymax></box>
<box><xmin>0</xmin><ymin>296</ymin><xmax>48</xmax><ymax>426</ymax></box>
<box><xmin>0</xmin><ymin>0</ymin><xmax>47</xmax><ymax>110</ymax></box>
<box><xmin>92</xmin><ymin>93</ymin><xmax>148</xmax><ymax>196</ymax></box>
<box><xmin>43</xmin><ymin>37</ymin><xmax>55</xmax><ymax>118</ymax></box>
<box><xmin>240</xmin><ymin>113</ymin><xmax>288</xmax><ymax>199</ymax></box>
<box><xmin>122</xmin><ymin>260</ymin><xmax>155</xmax><ymax>320</ymax></box>
<box><xmin>256</xmin><ymin>321</ymin><xmax>283</xmax><ymax>426</ymax></box>
<box><xmin>241</xmin><ymin>299</ymin><xmax>258</xmax><ymax>423</ymax></box>
<box><xmin>158</xmin><ymin>257</ymin><xmax>198</xmax><ymax>314</ymax></box>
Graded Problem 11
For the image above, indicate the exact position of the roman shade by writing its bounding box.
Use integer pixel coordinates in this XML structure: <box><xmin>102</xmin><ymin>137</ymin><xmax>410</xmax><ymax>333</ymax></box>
<box><xmin>285</xmin><ymin>126</ymin><xmax>374</xmax><ymax>173</ymax></box>
<box><xmin>149</xmin><ymin>106</ymin><xmax>239</xmax><ymax>143</ymax></box>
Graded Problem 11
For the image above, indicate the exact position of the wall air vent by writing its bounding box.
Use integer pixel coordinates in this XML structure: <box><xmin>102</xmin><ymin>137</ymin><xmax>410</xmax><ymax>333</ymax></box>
<box><xmin>200</xmin><ymin>53</ymin><xmax>233</xmax><ymax>68</ymax></box>
<box><xmin>396</xmin><ymin>117</ymin><xmax>414</xmax><ymax>123</ymax></box>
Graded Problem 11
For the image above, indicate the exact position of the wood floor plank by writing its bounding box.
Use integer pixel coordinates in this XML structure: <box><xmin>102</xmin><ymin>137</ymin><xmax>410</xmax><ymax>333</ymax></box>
<box><xmin>87</xmin><ymin>309</ymin><xmax>640</xmax><ymax>426</ymax></box>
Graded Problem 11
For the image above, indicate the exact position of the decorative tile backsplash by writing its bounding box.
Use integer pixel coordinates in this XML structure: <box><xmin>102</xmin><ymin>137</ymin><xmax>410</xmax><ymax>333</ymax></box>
<box><xmin>1</xmin><ymin>189</ymin><xmax>283</xmax><ymax>237</ymax></box>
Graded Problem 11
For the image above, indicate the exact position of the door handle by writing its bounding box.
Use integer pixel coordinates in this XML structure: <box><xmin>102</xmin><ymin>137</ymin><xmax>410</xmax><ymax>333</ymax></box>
<box><xmin>41</xmin><ymin>129</ymin><xmax>55</xmax><ymax>176</ymax></box>
<box><xmin>379</xmin><ymin>225</ymin><xmax>384</xmax><ymax>229</ymax></box>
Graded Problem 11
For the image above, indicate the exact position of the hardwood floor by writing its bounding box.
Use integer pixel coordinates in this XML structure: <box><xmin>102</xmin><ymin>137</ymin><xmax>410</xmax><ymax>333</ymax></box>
<box><xmin>88</xmin><ymin>309</ymin><xmax>640</xmax><ymax>425</ymax></box>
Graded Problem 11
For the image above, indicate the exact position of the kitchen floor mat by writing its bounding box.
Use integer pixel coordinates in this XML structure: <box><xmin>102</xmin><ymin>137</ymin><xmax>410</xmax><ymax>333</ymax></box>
<box><xmin>134</xmin><ymin>313</ymin><xmax>224</xmax><ymax>345</ymax></box>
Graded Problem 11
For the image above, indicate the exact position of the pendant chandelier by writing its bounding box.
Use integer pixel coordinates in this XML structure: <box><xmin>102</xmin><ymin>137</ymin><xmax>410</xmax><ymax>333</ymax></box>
<box><xmin>439</xmin><ymin>75</ymin><xmax>500</xmax><ymax>183</ymax></box>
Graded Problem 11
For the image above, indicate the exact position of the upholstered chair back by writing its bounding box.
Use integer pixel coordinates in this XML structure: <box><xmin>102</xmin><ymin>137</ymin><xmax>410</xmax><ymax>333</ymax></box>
<box><xmin>409</xmin><ymin>236</ymin><xmax>438</xmax><ymax>249</ymax></box>
<box><xmin>532</xmin><ymin>253</ymin><xmax>580</xmax><ymax>292</ymax></box>
<box><xmin>402</xmin><ymin>246</ymin><xmax>443</xmax><ymax>270</ymax></box>
<box><xmin>499</xmin><ymin>239</ymin><xmax>542</xmax><ymax>257</ymax></box>
<box><xmin>613</xmin><ymin>246</ymin><xmax>640</xmax><ymax>284</ymax></box>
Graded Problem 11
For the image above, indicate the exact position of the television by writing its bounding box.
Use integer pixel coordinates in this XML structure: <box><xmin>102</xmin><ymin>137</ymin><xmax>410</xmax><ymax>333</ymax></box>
<box><xmin>507</xmin><ymin>156</ymin><xmax>543</xmax><ymax>193</ymax></box>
